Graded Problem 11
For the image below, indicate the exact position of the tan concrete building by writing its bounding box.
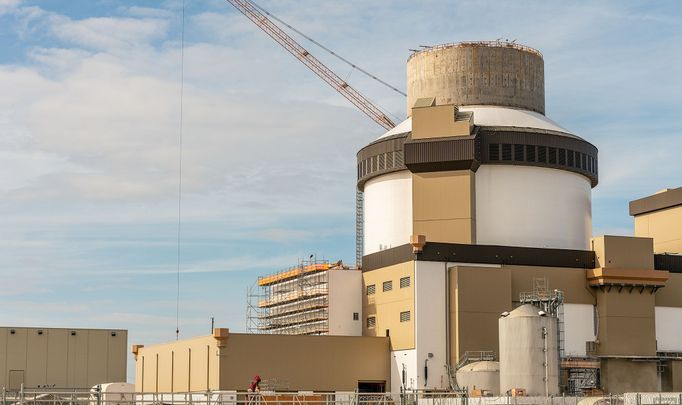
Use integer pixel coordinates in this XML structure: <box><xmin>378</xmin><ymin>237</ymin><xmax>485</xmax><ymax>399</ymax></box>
<box><xmin>133</xmin><ymin>329</ymin><xmax>390</xmax><ymax>392</ymax></box>
<box><xmin>0</xmin><ymin>327</ymin><xmax>127</xmax><ymax>390</ymax></box>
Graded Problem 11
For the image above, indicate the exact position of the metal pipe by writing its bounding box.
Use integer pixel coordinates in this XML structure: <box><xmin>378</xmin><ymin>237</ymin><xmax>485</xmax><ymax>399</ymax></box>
<box><xmin>445</xmin><ymin>261</ymin><xmax>452</xmax><ymax>389</ymax></box>
<box><xmin>543</xmin><ymin>326</ymin><xmax>549</xmax><ymax>396</ymax></box>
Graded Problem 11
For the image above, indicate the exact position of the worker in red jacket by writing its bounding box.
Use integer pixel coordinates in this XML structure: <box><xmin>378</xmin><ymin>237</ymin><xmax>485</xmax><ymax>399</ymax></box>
<box><xmin>248</xmin><ymin>375</ymin><xmax>261</xmax><ymax>396</ymax></box>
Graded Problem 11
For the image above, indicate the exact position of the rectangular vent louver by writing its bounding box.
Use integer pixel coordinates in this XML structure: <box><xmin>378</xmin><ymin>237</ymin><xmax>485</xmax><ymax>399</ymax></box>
<box><xmin>538</xmin><ymin>146</ymin><xmax>547</xmax><ymax>163</ymax></box>
<box><xmin>400</xmin><ymin>311</ymin><xmax>411</xmax><ymax>322</ymax></box>
<box><xmin>526</xmin><ymin>145</ymin><xmax>536</xmax><ymax>162</ymax></box>
<box><xmin>489</xmin><ymin>144</ymin><xmax>500</xmax><ymax>161</ymax></box>
<box><xmin>502</xmin><ymin>144</ymin><xmax>512</xmax><ymax>161</ymax></box>
<box><xmin>400</xmin><ymin>276</ymin><xmax>410</xmax><ymax>288</ymax></box>
<box><xmin>559</xmin><ymin>148</ymin><xmax>566</xmax><ymax>165</ymax></box>
<box><xmin>549</xmin><ymin>147</ymin><xmax>557</xmax><ymax>164</ymax></box>
<box><xmin>514</xmin><ymin>144</ymin><xmax>524</xmax><ymax>161</ymax></box>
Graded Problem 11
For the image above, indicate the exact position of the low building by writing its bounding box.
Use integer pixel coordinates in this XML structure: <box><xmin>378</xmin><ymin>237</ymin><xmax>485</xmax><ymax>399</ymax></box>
<box><xmin>133</xmin><ymin>329</ymin><xmax>390</xmax><ymax>392</ymax></box>
<box><xmin>0</xmin><ymin>326</ymin><xmax>127</xmax><ymax>390</ymax></box>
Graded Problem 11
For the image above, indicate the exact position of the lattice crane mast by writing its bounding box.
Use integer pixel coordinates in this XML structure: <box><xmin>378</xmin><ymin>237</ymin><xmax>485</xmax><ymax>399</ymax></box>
<box><xmin>224</xmin><ymin>0</ymin><xmax>397</xmax><ymax>130</ymax></box>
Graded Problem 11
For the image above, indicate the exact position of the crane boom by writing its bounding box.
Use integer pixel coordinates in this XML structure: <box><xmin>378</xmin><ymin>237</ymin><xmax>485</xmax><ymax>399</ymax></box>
<box><xmin>224</xmin><ymin>0</ymin><xmax>397</xmax><ymax>130</ymax></box>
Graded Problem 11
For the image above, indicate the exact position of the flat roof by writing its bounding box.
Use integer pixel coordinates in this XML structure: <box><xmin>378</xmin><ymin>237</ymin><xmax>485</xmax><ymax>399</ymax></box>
<box><xmin>629</xmin><ymin>187</ymin><xmax>682</xmax><ymax>216</ymax></box>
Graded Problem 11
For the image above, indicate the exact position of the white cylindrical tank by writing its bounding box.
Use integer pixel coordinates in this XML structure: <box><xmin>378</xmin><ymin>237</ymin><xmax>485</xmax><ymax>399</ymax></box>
<box><xmin>499</xmin><ymin>304</ymin><xmax>560</xmax><ymax>396</ymax></box>
<box><xmin>456</xmin><ymin>361</ymin><xmax>500</xmax><ymax>395</ymax></box>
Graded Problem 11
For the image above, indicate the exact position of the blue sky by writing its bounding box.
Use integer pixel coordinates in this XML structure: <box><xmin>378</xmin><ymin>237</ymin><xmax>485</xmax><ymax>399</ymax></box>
<box><xmin>0</xmin><ymin>0</ymin><xmax>680</xmax><ymax>381</ymax></box>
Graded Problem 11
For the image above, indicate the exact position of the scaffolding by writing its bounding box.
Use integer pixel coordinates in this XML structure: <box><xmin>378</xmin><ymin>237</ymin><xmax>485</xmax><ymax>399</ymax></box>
<box><xmin>247</xmin><ymin>258</ymin><xmax>350</xmax><ymax>335</ymax></box>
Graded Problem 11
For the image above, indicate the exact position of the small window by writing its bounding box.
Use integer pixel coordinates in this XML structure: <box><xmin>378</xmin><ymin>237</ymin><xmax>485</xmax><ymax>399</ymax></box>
<box><xmin>367</xmin><ymin>316</ymin><xmax>376</xmax><ymax>328</ymax></box>
<box><xmin>383</xmin><ymin>280</ymin><xmax>393</xmax><ymax>292</ymax></box>
<box><xmin>366</xmin><ymin>284</ymin><xmax>376</xmax><ymax>295</ymax></box>
<box><xmin>400</xmin><ymin>311</ymin><xmax>411</xmax><ymax>322</ymax></box>
<box><xmin>353</xmin><ymin>312</ymin><xmax>359</xmax><ymax>321</ymax></box>
<box><xmin>400</xmin><ymin>277</ymin><xmax>410</xmax><ymax>288</ymax></box>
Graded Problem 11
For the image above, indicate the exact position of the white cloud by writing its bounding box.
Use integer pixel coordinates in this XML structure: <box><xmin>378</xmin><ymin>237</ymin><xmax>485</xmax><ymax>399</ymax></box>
<box><xmin>49</xmin><ymin>15</ymin><xmax>170</xmax><ymax>50</ymax></box>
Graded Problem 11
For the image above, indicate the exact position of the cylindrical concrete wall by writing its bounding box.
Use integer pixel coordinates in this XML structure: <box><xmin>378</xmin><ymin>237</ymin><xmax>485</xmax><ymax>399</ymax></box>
<box><xmin>499</xmin><ymin>305</ymin><xmax>560</xmax><ymax>396</ymax></box>
<box><xmin>456</xmin><ymin>361</ymin><xmax>500</xmax><ymax>395</ymax></box>
<box><xmin>406</xmin><ymin>42</ymin><xmax>545</xmax><ymax>115</ymax></box>
<box><xmin>363</xmin><ymin>170</ymin><xmax>412</xmax><ymax>255</ymax></box>
<box><xmin>475</xmin><ymin>165</ymin><xmax>592</xmax><ymax>250</ymax></box>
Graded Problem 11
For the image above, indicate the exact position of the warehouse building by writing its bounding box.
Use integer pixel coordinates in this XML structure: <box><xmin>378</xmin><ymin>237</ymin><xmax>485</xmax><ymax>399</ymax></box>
<box><xmin>133</xmin><ymin>329</ymin><xmax>389</xmax><ymax>392</ymax></box>
<box><xmin>0</xmin><ymin>326</ymin><xmax>127</xmax><ymax>390</ymax></box>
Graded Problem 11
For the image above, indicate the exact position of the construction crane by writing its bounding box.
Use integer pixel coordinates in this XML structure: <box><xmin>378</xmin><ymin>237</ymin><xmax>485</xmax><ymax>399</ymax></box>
<box><xmin>224</xmin><ymin>0</ymin><xmax>397</xmax><ymax>130</ymax></box>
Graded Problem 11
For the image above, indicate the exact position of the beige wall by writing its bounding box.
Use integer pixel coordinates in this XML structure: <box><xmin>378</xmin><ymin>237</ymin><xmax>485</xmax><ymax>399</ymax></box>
<box><xmin>135</xmin><ymin>335</ymin><xmax>219</xmax><ymax>392</ymax></box>
<box><xmin>412</xmin><ymin>170</ymin><xmax>476</xmax><ymax>245</ymax></box>
<box><xmin>0</xmin><ymin>327</ymin><xmax>127</xmax><ymax>390</ymax></box>
<box><xmin>411</xmin><ymin>103</ymin><xmax>472</xmax><ymax>139</ymax></box>
<box><xmin>600</xmin><ymin>359</ymin><xmax>658</xmax><ymax>394</ymax></box>
<box><xmin>449</xmin><ymin>265</ymin><xmax>511</xmax><ymax>363</ymax></box>
<box><xmin>595</xmin><ymin>290</ymin><xmax>657</xmax><ymax>356</ymax></box>
<box><xmin>135</xmin><ymin>333</ymin><xmax>390</xmax><ymax>392</ymax></box>
<box><xmin>220</xmin><ymin>334</ymin><xmax>390</xmax><ymax>391</ymax></box>
<box><xmin>362</xmin><ymin>262</ymin><xmax>414</xmax><ymax>350</ymax></box>
<box><xmin>656</xmin><ymin>273</ymin><xmax>682</xmax><ymax>307</ymax></box>
<box><xmin>591</xmin><ymin>235</ymin><xmax>654</xmax><ymax>270</ymax></box>
<box><xmin>634</xmin><ymin>205</ymin><xmax>682</xmax><ymax>254</ymax></box>
<box><xmin>509</xmin><ymin>265</ymin><xmax>595</xmax><ymax>305</ymax></box>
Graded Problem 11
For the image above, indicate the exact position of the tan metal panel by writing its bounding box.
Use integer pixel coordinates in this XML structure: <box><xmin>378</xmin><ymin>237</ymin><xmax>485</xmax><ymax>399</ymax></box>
<box><xmin>412</xmin><ymin>170</ymin><xmax>475</xmax><ymax>244</ymax></box>
<box><xmin>0</xmin><ymin>329</ymin><xmax>7</xmax><ymax>389</ymax></box>
<box><xmin>450</xmin><ymin>266</ymin><xmax>511</xmax><ymax>363</ymax></box>
<box><xmin>634</xmin><ymin>206</ymin><xmax>682</xmax><ymax>254</ymax></box>
<box><xmin>46</xmin><ymin>329</ymin><xmax>68</xmax><ymax>387</ymax></box>
<box><xmin>68</xmin><ymin>329</ymin><xmax>89</xmax><ymax>387</ymax></box>
<box><xmin>6</xmin><ymin>328</ymin><xmax>28</xmax><ymax>378</ymax></box>
<box><xmin>25</xmin><ymin>329</ymin><xmax>48</xmax><ymax>387</ymax></box>
<box><xmin>107</xmin><ymin>331</ymin><xmax>127</xmax><ymax>383</ymax></box>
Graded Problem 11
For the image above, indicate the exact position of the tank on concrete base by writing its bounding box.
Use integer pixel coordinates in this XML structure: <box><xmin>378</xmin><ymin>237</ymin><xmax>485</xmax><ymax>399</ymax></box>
<box><xmin>456</xmin><ymin>361</ymin><xmax>500</xmax><ymax>395</ymax></box>
<box><xmin>499</xmin><ymin>304</ymin><xmax>560</xmax><ymax>396</ymax></box>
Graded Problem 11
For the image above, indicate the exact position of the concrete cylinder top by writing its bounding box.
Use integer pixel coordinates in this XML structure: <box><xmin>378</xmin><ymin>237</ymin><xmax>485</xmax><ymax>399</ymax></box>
<box><xmin>406</xmin><ymin>42</ymin><xmax>545</xmax><ymax>115</ymax></box>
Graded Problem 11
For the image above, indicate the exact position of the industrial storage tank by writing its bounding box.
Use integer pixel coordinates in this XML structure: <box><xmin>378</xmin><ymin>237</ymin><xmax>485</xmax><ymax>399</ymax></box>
<box><xmin>357</xmin><ymin>41</ymin><xmax>597</xmax><ymax>256</ymax></box>
<box><xmin>498</xmin><ymin>304</ymin><xmax>559</xmax><ymax>396</ymax></box>
<box><xmin>456</xmin><ymin>361</ymin><xmax>500</xmax><ymax>396</ymax></box>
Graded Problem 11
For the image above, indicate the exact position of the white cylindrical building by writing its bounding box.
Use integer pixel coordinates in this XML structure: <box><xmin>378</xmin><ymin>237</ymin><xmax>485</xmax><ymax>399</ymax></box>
<box><xmin>357</xmin><ymin>42</ymin><xmax>597</xmax><ymax>258</ymax></box>
<box><xmin>498</xmin><ymin>304</ymin><xmax>560</xmax><ymax>396</ymax></box>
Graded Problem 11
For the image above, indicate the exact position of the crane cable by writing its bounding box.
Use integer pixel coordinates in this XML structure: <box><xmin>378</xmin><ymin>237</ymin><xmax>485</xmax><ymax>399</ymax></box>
<box><xmin>176</xmin><ymin>0</ymin><xmax>186</xmax><ymax>341</ymax></box>
<box><xmin>247</xmin><ymin>0</ymin><xmax>407</xmax><ymax>97</ymax></box>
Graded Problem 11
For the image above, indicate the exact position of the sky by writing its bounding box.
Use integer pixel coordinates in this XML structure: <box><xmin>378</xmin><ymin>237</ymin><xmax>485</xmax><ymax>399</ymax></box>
<box><xmin>0</xmin><ymin>0</ymin><xmax>681</xmax><ymax>382</ymax></box>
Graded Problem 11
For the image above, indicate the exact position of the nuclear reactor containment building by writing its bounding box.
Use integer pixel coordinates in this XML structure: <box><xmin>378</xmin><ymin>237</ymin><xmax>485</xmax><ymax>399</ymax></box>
<box><xmin>357</xmin><ymin>42</ymin><xmax>682</xmax><ymax>395</ymax></box>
